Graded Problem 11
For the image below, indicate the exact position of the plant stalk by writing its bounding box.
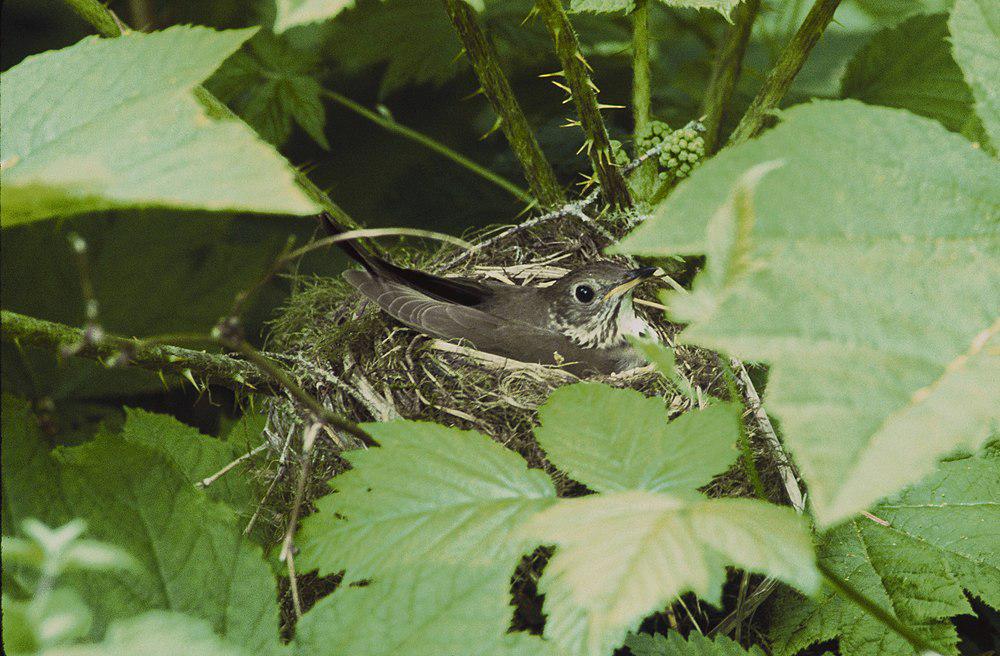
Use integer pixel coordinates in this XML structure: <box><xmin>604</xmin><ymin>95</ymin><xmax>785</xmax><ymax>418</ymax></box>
<box><xmin>818</xmin><ymin>560</ymin><xmax>942</xmax><ymax>655</ymax></box>
<box><xmin>0</xmin><ymin>310</ymin><xmax>275</xmax><ymax>392</ymax></box>
<box><xmin>631</xmin><ymin>0</ymin><xmax>651</xmax><ymax>140</ymax></box>
<box><xmin>442</xmin><ymin>0</ymin><xmax>564</xmax><ymax>207</ymax></box>
<box><xmin>59</xmin><ymin>0</ymin><xmax>363</xmax><ymax>230</ymax></box>
<box><xmin>701</xmin><ymin>0</ymin><xmax>761</xmax><ymax>153</ymax></box>
<box><xmin>727</xmin><ymin>0</ymin><xmax>842</xmax><ymax>146</ymax></box>
<box><xmin>536</xmin><ymin>0</ymin><xmax>632</xmax><ymax>209</ymax></box>
<box><xmin>321</xmin><ymin>89</ymin><xmax>532</xmax><ymax>203</ymax></box>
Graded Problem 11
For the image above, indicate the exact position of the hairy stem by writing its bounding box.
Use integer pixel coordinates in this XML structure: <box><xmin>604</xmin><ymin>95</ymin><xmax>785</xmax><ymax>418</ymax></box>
<box><xmin>536</xmin><ymin>0</ymin><xmax>632</xmax><ymax>209</ymax></box>
<box><xmin>322</xmin><ymin>89</ymin><xmax>532</xmax><ymax>203</ymax></box>
<box><xmin>701</xmin><ymin>0</ymin><xmax>761</xmax><ymax>153</ymax></box>
<box><xmin>59</xmin><ymin>0</ymin><xmax>363</xmax><ymax>230</ymax></box>
<box><xmin>631</xmin><ymin>0</ymin><xmax>651</xmax><ymax>140</ymax></box>
<box><xmin>1</xmin><ymin>310</ymin><xmax>275</xmax><ymax>392</ymax></box>
<box><xmin>818</xmin><ymin>560</ymin><xmax>941</xmax><ymax>655</ymax></box>
<box><xmin>727</xmin><ymin>0</ymin><xmax>842</xmax><ymax>146</ymax></box>
<box><xmin>442</xmin><ymin>0</ymin><xmax>564</xmax><ymax>207</ymax></box>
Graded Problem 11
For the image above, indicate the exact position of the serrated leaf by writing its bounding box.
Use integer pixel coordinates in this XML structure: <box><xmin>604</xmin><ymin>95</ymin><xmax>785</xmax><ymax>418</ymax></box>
<box><xmin>41</xmin><ymin>611</ymin><xmax>252</xmax><ymax>656</ymax></box>
<box><xmin>521</xmin><ymin>491</ymin><xmax>818</xmax><ymax>656</ymax></box>
<box><xmin>625</xmin><ymin>631</ymin><xmax>766</xmax><ymax>656</ymax></box>
<box><xmin>950</xmin><ymin>0</ymin><xmax>1000</xmax><ymax>149</ymax></box>
<box><xmin>0</xmin><ymin>26</ymin><xmax>318</xmax><ymax>226</ymax></box>
<box><xmin>297</xmin><ymin>420</ymin><xmax>557</xmax><ymax>581</ymax></box>
<box><xmin>571</xmin><ymin>0</ymin><xmax>742</xmax><ymax>18</ymax></box>
<box><xmin>535</xmin><ymin>382</ymin><xmax>740</xmax><ymax>497</ymax></box>
<box><xmin>0</xmin><ymin>396</ymin><xmax>279</xmax><ymax>653</ymax></box>
<box><xmin>294</xmin><ymin>563</ymin><xmax>553</xmax><ymax>656</ymax></box>
<box><xmin>841</xmin><ymin>13</ymin><xmax>978</xmax><ymax>133</ymax></box>
<box><xmin>616</xmin><ymin>100</ymin><xmax>1000</xmax><ymax>526</ymax></box>
<box><xmin>770</xmin><ymin>446</ymin><xmax>1000</xmax><ymax>656</ymax></box>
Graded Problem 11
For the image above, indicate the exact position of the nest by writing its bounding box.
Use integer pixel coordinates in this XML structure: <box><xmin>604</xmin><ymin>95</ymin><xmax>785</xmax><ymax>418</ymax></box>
<box><xmin>248</xmin><ymin>203</ymin><xmax>802</xmax><ymax>637</ymax></box>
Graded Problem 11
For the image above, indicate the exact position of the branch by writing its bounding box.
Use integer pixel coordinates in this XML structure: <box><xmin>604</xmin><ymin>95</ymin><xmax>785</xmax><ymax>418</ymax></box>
<box><xmin>59</xmin><ymin>0</ymin><xmax>363</xmax><ymax>231</ymax></box>
<box><xmin>701</xmin><ymin>0</ymin><xmax>761</xmax><ymax>154</ymax></box>
<box><xmin>536</xmin><ymin>0</ymin><xmax>632</xmax><ymax>209</ymax></box>
<box><xmin>321</xmin><ymin>89</ymin><xmax>532</xmax><ymax>204</ymax></box>
<box><xmin>1</xmin><ymin>310</ymin><xmax>275</xmax><ymax>392</ymax></box>
<box><xmin>442</xmin><ymin>0</ymin><xmax>565</xmax><ymax>208</ymax></box>
<box><xmin>631</xmin><ymin>0</ymin><xmax>651</xmax><ymax>140</ymax></box>
<box><xmin>727</xmin><ymin>0</ymin><xmax>842</xmax><ymax>146</ymax></box>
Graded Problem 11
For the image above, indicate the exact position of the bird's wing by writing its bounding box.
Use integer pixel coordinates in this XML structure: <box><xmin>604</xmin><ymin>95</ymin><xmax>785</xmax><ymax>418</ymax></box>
<box><xmin>344</xmin><ymin>270</ymin><xmax>623</xmax><ymax>375</ymax></box>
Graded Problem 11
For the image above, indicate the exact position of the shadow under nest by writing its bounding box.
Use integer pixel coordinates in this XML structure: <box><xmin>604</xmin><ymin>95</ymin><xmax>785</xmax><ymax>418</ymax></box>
<box><xmin>248</xmin><ymin>205</ymin><xmax>801</xmax><ymax>641</ymax></box>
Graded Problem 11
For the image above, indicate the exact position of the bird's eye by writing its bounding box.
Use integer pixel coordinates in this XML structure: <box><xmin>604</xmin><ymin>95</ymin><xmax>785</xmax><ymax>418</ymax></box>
<box><xmin>574</xmin><ymin>285</ymin><xmax>595</xmax><ymax>303</ymax></box>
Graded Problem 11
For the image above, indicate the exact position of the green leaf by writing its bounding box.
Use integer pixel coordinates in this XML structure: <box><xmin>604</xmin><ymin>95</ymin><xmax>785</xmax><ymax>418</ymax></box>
<box><xmin>521</xmin><ymin>491</ymin><xmax>818</xmax><ymax>656</ymax></box>
<box><xmin>207</xmin><ymin>31</ymin><xmax>329</xmax><ymax>149</ymax></box>
<box><xmin>770</xmin><ymin>445</ymin><xmax>1000</xmax><ymax>656</ymax></box>
<box><xmin>40</xmin><ymin>611</ymin><xmax>252</xmax><ymax>656</ymax></box>
<box><xmin>274</xmin><ymin>0</ymin><xmax>485</xmax><ymax>33</ymax></box>
<box><xmin>1</xmin><ymin>396</ymin><xmax>279</xmax><ymax>652</ymax></box>
<box><xmin>625</xmin><ymin>631</ymin><xmax>766</xmax><ymax>656</ymax></box>
<box><xmin>950</xmin><ymin>0</ymin><xmax>1000</xmax><ymax>149</ymax></box>
<box><xmin>841</xmin><ymin>13</ymin><xmax>978</xmax><ymax>133</ymax></box>
<box><xmin>616</xmin><ymin>100</ymin><xmax>1000</xmax><ymax>526</ymax></box>
<box><xmin>297</xmin><ymin>420</ymin><xmax>557</xmax><ymax>580</ymax></box>
<box><xmin>294</xmin><ymin>563</ymin><xmax>552</xmax><ymax>656</ymax></box>
<box><xmin>535</xmin><ymin>382</ymin><xmax>740</xmax><ymax>497</ymax></box>
<box><xmin>571</xmin><ymin>0</ymin><xmax>743</xmax><ymax>18</ymax></box>
<box><xmin>0</xmin><ymin>26</ymin><xmax>318</xmax><ymax>226</ymax></box>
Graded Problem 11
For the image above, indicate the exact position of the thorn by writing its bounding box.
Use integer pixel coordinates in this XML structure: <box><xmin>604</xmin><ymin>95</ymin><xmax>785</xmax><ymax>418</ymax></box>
<box><xmin>480</xmin><ymin>116</ymin><xmax>502</xmax><ymax>140</ymax></box>
<box><xmin>461</xmin><ymin>87</ymin><xmax>485</xmax><ymax>101</ymax></box>
<box><xmin>158</xmin><ymin>370</ymin><xmax>168</xmax><ymax>389</ymax></box>
<box><xmin>575</xmin><ymin>51</ymin><xmax>593</xmax><ymax>71</ymax></box>
<box><xmin>181</xmin><ymin>368</ymin><xmax>199</xmax><ymax>390</ymax></box>
<box><xmin>597</xmin><ymin>103</ymin><xmax>626</xmax><ymax>110</ymax></box>
<box><xmin>560</xmin><ymin>118</ymin><xmax>581</xmax><ymax>128</ymax></box>
<box><xmin>521</xmin><ymin>6</ymin><xmax>539</xmax><ymax>24</ymax></box>
<box><xmin>538</xmin><ymin>70</ymin><xmax>565</xmax><ymax>78</ymax></box>
<box><xmin>550</xmin><ymin>80</ymin><xmax>572</xmax><ymax>95</ymax></box>
<box><xmin>587</xmin><ymin>79</ymin><xmax>600</xmax><ymax>93</ymax></box>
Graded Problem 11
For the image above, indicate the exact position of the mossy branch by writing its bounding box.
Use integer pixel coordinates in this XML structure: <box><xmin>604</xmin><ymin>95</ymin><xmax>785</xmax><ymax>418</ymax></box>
<box><xmin>59</xmin><ymin>0</ymin><xmax>362</xmax><ymax>231</ymax></box>
<box><xmin>1</xmin><ymin>310</ymin><xmax>275</xmax><ymax>392</ymax></box>
<box><xmin>536</xmin><ymin>0</ymin><xmax>632</xmax><ymax>209</ymax></box>
<box><xmin>701</xmin><ymin>0</ymin><xmax>761</xmax><ymax>153</ymax></box>
<box><xmin>727</xmin><ymin>0</ymin><xmax>842</xmax><ymax>146</ymax></box>
<box><xmin>321</xmin><ymin>89</ymin><xmax>532</xmax><ymax>204</ymax></box>
<box><xmin>442</xmin><ymin>0</ymin><xmax>564</xmax><ymax>208</ymax></box>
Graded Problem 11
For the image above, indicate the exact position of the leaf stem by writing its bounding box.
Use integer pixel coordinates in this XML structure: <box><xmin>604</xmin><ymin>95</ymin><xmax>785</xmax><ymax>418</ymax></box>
<box><xmin>321</xmin><ymin>89</ymin><xmax>532</xmax><ymax>204</ymax></box>
<box><xmin>58</xmin><ymin>0</ymin><xmax>364</xmax><ymax>230</ymax></box>
<box><xmin>701</xmin><ymin>0</ymin><xmax>761</xmax><ymax>153</ymax></box>
<box><xmin>631</xmin><ymin>0</ymin><xmax>651</xmax><ymax>140</ymax></box>
<box><xmin>442</xmin><ymin>0</ymin><xmax>564</xmax><ymax>207</ymax></box>
<box><xmin>727</xmin><ymin>0</ymin><xmax>842</xmax><ymax>146</ymax></box>
<box><xmin>536</xmin><ymin>0</ymin><xmax>633</xmax><ymax>209</ymax></box>
<box><xmin>0</xmin><ymin>310</ymin><xmax>274</xmax><ymax>392</ymax></box>
<box><xmin>818</xmin><ymin>560</ymin><xmax>942</xmax><ymax>655</ymax></box>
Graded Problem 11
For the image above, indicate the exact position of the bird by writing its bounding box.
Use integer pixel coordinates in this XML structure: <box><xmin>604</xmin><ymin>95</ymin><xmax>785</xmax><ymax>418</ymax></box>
<box><xmin>320</xmin><ymin>214</ymin><xmax>659</xmax><ymax>376</ymax></box>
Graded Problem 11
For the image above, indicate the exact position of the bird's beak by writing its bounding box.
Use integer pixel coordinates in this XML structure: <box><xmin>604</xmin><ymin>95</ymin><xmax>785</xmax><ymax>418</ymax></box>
<box><xmin>603</xmin><ymin>266</ymin><xmax>661</xmax><ymax>300</ymax></box>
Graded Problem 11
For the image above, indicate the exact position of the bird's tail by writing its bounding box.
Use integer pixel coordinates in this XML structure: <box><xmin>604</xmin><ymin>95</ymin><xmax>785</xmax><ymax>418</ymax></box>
<box><xmin>316</xmin><ymin>211</ymin><xmax>381</xmax><ymax>275</ymax></box>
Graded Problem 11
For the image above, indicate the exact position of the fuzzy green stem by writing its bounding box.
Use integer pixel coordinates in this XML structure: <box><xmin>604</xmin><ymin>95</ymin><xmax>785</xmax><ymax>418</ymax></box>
<box><xmin>0</xmin><ymin>310</ymin><xmax>275</xmax><ymax>392</ymax></box>
<box><xmin>631</xmin><ymin>0</ymin><xmax>651</xmax><ymax>140</ymax></box>
<box><xmin>536</xmin><ymin>0</ymin><xmax>632</xmax><ymax>209</ymax></box>
<box><xmin>818</xmin><ymin>560</ymin><xmax>942</xmax><ymax>655</ymax></box>
<box><xmin>442</xmin><ymin>0</ymin><xmax>564</xmax><ymax>207</ymax></box>
<box><xmin>727</xmin><ymin>0</ymin><xmax>842</xmax><ymax>146</ymax></box>
<box><xmin>321</xmin><ymin>89</ymin><xmax>532</xmax><ymax>203</ymax></box>
<box><xmin>60</xmin><ymin>0</ymin><xmax>363</xmax><ymax>230</ymax></box>
<box><xmin>701</xmin><ymin>0</ymin><xmax>761</xmax><ymax>153</ymax></box>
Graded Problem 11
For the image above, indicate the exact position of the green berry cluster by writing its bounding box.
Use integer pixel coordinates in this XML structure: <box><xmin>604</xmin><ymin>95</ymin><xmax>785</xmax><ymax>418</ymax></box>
<box><xmin>609</xmin><ymin>140</ymin><xmax>631</xmax><ymax>167</ymax></box>
<box><xmin>635</xmin><ymin>120</ymin><xmax>706</xmax><ymax>180</ymax></box>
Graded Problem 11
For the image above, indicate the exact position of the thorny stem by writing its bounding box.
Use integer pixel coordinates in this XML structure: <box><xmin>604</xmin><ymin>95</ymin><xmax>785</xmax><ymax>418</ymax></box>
<box><xmin>727</xmin><ymin>0</ymin><xmax>842</xmax><ymax>146</ymax></box>
<box><xmin>536</xmin><ymin>0</ymin><xmax>632</xmax><ymax>209</ymax></box>
<box><xmin>701</xmin><ymin>0</ymin><xmax>761</xmax><ymax>153</ymax></box>
<box><xmin>818</xmin><ymin>560</ymin><xmax>942</xmax><ymax>655</ymax></box>
<box><xmin>0</xmin><ymin>310</ymin><xmax>275</xmax><ymax>392</ymax></box>
<box><xmin>631</xmin><ymin>0</ymin><xmax>651</xmax><ymax>140</ymax></box>
<box><xmin>322</xmin><ymin>89</ymin><xmax>532</xmax><ymax>204</ymax></box>
<box><xmin>720</xmin><ymin>360</ymin><xmax>767</xmax><ymax>500</ymax></box>
<box><xmin>442</xmin><ymin>0</ymin><xmax>564</xmax><ymax>207</ymax></box>
<box><xmin>59</xmin><ymin>0</ymin><xmax>363</xmax><ymax>231</ymax></box>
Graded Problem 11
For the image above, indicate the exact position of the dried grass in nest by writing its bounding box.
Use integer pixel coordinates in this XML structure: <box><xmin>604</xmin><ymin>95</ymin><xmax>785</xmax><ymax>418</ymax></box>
<box><xmin>250</xmin><ymin>206</ymin><xmax>802</xmax><ymax>638</ymax></box>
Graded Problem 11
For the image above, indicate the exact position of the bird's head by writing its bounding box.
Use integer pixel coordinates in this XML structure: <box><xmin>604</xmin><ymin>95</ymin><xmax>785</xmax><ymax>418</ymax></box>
<box><xmin>543</xmin><ymin>261</ymin><xmax>659</xmax><ymax>349</ymax></box>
